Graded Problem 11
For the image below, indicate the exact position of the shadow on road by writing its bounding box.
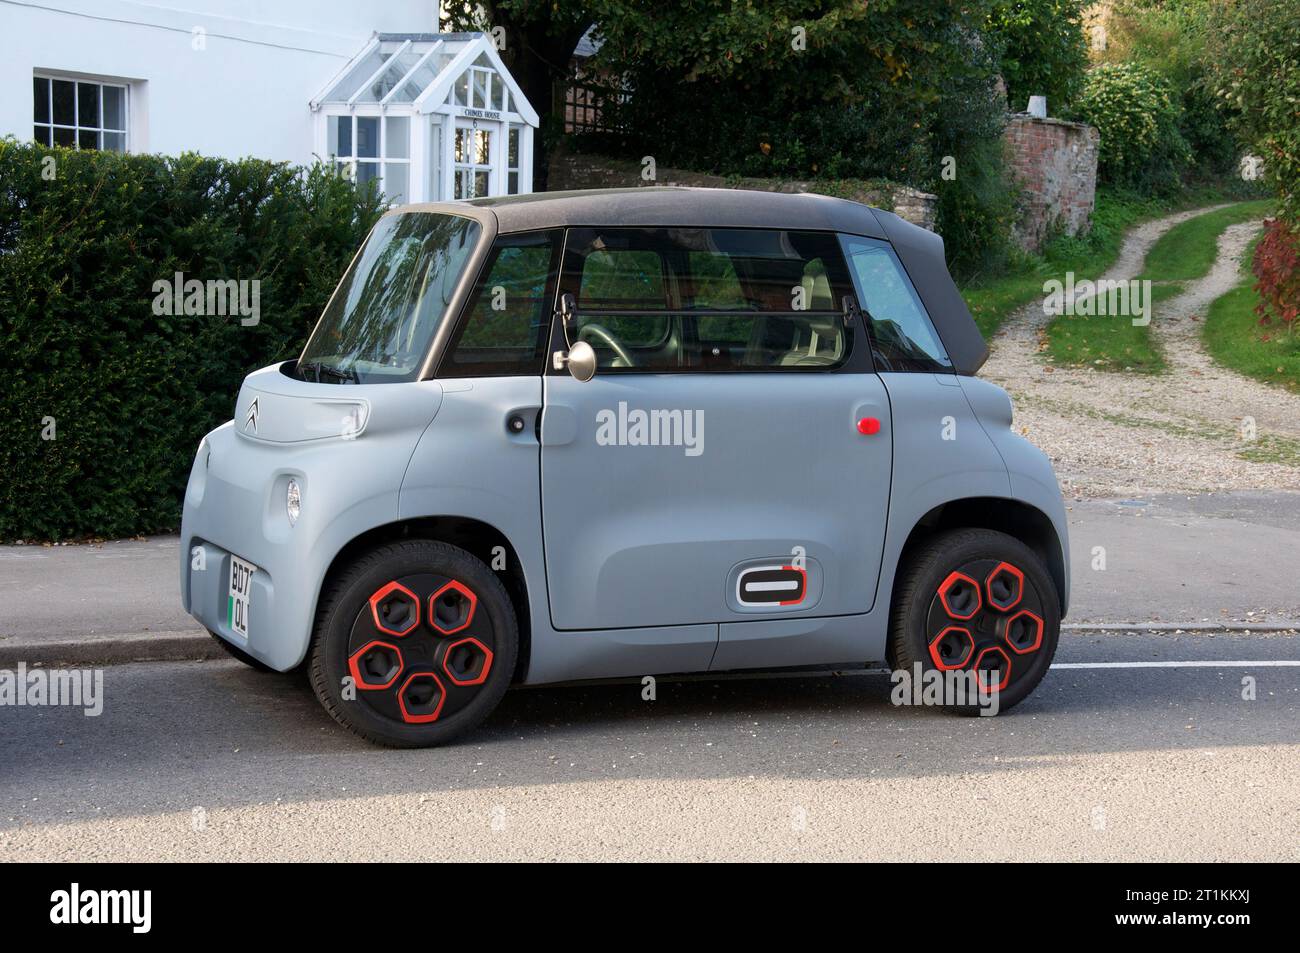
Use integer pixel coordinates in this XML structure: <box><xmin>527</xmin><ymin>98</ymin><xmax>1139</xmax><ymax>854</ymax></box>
<box><xmin>2</xmin><ymin>634</ymin><xmax>1294</xmax><ymax>829</ymax></box>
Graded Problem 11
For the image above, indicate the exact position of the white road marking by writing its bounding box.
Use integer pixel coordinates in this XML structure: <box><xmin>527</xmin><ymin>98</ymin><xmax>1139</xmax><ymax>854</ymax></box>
<box><xmin>1052</xmin><ymin>660</ymin><xmax>1300</xmax><ymax>669</ymax></box>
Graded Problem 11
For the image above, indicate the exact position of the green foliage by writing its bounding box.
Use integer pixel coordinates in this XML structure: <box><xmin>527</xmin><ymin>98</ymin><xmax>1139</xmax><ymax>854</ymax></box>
<box><xmin>1071</xmin><ymin>63</ymin><xmax>1190</xmax><ymax>194</ymax></box>
<box><xmin>0</xmin><ymin>140</ymin><xmax>385</xmax><ymax>540</ymax></box>
<box><xmin>580</xmin><ymin>0</ymin><xmax>1016</xmax><ymax>277</ymax></box>
<box><xmin>1206</xmin><ymin>0</ymin><xmax>1300</xmax><ymax>222</ymax></box>
<box><xmin>987</xmin><ymin>0</ymin><xmax>1090</xmax><ymax>112</ymax></box>
<box><xmin>1101</xmin><ymin>0</ymin><xmax>1240</xmax><ymax>177</ymax></box>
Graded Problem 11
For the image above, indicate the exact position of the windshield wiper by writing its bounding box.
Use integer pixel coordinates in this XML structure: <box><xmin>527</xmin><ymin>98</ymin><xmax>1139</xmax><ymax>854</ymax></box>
<box><xmin>298</xmin><ymin>360</ymin><xmax>358</xmax><ymax>384</ymax></box>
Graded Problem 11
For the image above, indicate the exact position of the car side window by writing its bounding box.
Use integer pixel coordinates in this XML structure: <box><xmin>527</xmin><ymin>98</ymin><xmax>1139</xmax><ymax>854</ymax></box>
<box><xmin>440</xmin><ymin>230</ymin><xmax>561</xmax><ymax>377</ymax></box>
<box><xmin>841</xmin><ymin>234</ymin><xmax>951</xmax><ymax>373</ymax></box>
<box><xmin>557</xmin><ymin>227</ymin><xmax>856</xmax><ymax>372</ymax></box>
<box><xmin>577</xmin><ymin>248</ymin><xmax>671</xmax><ymax>347</ymax></box>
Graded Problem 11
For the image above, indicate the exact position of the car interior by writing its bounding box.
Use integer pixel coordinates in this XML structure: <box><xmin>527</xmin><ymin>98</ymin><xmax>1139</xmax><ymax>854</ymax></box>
<box><xmin>569</xmin><ymin>227</ymin><xmax>852</xmax><ymax>372</ymax></box>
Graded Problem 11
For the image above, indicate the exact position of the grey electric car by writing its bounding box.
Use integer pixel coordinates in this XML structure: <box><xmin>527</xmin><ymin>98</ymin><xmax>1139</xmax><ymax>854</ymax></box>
<box><xmin>180</xmin><ymin>188</ymin><xmax>1069</xmax><ymax>747</ymax></box>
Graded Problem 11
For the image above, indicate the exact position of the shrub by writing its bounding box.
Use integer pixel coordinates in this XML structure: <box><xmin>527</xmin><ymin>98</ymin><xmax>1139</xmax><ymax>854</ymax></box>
<box><xmin>1071</xmin><ymin>62</ymin><xmax>1190</xmax><ymax>193</ymax></box>
<box><xmin>987</xmin><ymin>0</ymin><xmax>1090</xmax><ymax>113</ymax></box>
<box><xmin>0</xmin><ymin>140</ymin><xmax>385</xmax><ymax>540</ymax></box>
<box><xmin>1252</xmin><ymin>219</ymin><xmax>1300</xmax><ymax>327</ymax></box>
<box><xmin>1100</xmin><ymin>0</ymin><xmax>1240</xmax><ymax>177</ymax></box>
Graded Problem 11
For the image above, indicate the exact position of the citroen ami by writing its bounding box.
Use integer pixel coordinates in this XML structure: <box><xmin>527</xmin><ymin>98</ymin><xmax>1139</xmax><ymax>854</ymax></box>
<box><xmin>181</xmin><ymin>188</ymin><xmax>1069</xmax><ymax>746</ymax></box>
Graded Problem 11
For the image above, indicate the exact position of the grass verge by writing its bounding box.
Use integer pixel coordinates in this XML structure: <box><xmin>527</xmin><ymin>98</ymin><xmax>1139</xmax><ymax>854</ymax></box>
<box><xmin>959</xmin><ymin>185</ymin><xmax>1250</xmax><ymax>339</ymax></box>
<box><xmin>1203</xmin><ymin>233</ymin><xmax>1300</xmax><ymax>393</ymax></box>
<box><xmin>1141</xmin><ymin>200</ymin><xmax>1275</xmax><ymax>282</ymax></box>
<box><xmin>1043</xmin><ymin>281</ymin><xmax>1182</xmax><ymax>373</ymax></box>
<box><xmin>1044</xmin><ymin>198</ymin><xmax>1275</xmax><ymax>373</ymax></box>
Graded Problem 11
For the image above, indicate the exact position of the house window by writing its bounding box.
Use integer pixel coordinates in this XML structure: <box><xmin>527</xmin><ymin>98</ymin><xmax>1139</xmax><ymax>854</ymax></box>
<box><xmin>452</xmin><ymin>65</ymin><xmax>508</xmax><ymax>112</ymax></box>
<box><xmin>328</xmin><ymin>114</ymin><xmax>411</xmax><ymax>205</ymax></box>
<box><xmin>33</xmin><ymin>75</ymin><xmax>127</xmax><ymax>151</ymax></box>
<box><xmin>453</xmin><ymin>123</ymin><xmax>493</xmax><ymax>200</ymax></box>
<box><xmin>507</xmin><ymin>126</ymin><xmax>521</xmax><ymax>195</ymax></box>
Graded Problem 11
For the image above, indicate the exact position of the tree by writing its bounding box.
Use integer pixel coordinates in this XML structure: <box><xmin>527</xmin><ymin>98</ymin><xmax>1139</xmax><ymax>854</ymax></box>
<box><xmin>986</xmin><ymin>0</ymin><xmax>1089</xmax><ymax>114</ymax></box>
<box><xmin>1206</xmin><ymin>0</ymin><xmax>1300</xmax><ymax>220</ymax></box>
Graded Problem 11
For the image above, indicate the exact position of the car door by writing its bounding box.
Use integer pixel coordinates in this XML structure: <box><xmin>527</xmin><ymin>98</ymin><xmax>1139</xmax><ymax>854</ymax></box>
<box><xmin>540</xmin><ymin>226</ymin><xmax>893</xmax><ymax>632</ymax></box>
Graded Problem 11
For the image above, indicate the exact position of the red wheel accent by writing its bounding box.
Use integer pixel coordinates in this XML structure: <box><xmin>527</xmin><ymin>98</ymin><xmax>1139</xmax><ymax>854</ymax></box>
<box><xmin>442</xmin><ymin>636</ymin><xmax>494</xmax><ymax>686</ymax></box>
<box><xmin>973</xmin><ymin>646</ymin><xmax>1012</xmax><ymax>692</ymax></box>
<box><xmin>368</xmin><ymin>581</ymin><xmax>420</xmax><ymax>637</ymax></box>
<box><xmin>928</xmin><ymin>625</ymin><xmax>975</xmax><ymax>670</ymax></box>
<box><xmin>347</xmin><ymin>640</ymin><xmax>404</xmax><ymax>690</ymax></box>
<box><xmin>1002</xmin><ymin>609</ymin><xmax>1044</xmax><ymax>654</ymax></box>
<box><xmin>397</xmin><ymin>671</ymin><xmax>447</xmax><ymax>724</ymax></box>
<box><xmin>984</xmin><ymin>561</ymin><xmax>1024</xmax><ymax>612</ymax></box>
<box><xmin>428</xmin><ymin>580</ymin><xmax>476</xmax><ymax>635</ymax></box>
<box><xmin>937</xmin><ymin>571</ymin><xmax>982</xmax><ymax>620</ymax></box>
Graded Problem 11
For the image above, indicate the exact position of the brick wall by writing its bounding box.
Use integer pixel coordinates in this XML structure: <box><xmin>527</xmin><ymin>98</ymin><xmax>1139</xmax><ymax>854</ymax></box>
<box><xmin>548</xmin><ymin>148</ymin><xmax>939</xmax><ymax>231</ymax></box>
<box><xmin>1003</xmin><ymin>115</ymin><xmax>1100</xmax><ymax>252</ymax></box>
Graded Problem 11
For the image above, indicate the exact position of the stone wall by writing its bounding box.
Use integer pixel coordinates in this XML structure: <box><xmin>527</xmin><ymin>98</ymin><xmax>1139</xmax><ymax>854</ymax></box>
<box><xmin>548</xmin><ymin>148</ymin><xmax>939</xmax><ymax>231</ymax></box>
<box><xmin>1003</xmin><ymin>114</ymin><xmax>1100</xmax><ymax>252</ymax></box>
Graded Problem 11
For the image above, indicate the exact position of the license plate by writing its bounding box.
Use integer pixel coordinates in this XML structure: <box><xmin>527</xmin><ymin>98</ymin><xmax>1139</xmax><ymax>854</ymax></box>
<box><xmin>228</xmin><ymin>555</ymin><xmax>256</xmax><ymax>639</ymax></box>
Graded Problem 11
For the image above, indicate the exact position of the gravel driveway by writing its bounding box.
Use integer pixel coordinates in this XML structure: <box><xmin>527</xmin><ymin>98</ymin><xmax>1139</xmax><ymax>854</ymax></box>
<box><xmin>982</xmin><ymin>205</ymin><xmax>1300</xmax><ymax>498</ymax></box>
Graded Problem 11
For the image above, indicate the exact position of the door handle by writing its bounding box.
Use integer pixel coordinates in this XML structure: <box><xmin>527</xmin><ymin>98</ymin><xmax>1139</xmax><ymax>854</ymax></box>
<box><xmin>857</xmin><ymin>416</ymin><xmax>881</xmax><ymax>435</ymax></box>
<box><xmin>504</xmin><ymin>407</ymin><xmax>541</xmax><ymax>442</ymax></box>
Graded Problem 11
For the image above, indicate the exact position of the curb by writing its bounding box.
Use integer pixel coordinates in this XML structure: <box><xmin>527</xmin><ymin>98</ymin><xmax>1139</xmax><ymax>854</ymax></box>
<box><xmin>0</xmin><ymin>622</ymin><xmax>1296</xmax><ymax>668</ymax></box>
<box><xmin>0</xmin><ymin>630</ymin><xmax>223</xmax><ymax>668</ymax></box>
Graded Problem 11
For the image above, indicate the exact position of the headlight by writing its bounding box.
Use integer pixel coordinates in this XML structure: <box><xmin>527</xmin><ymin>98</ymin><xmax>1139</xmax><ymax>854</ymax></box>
<box><xmin>286</xmin><ymin>479</ymin><xmax>302</xmax><ymax>526</ymax></box>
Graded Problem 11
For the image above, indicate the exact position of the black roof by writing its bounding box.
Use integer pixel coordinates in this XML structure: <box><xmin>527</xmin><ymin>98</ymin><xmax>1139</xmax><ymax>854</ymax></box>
<box><xmin>464</xmin><ymin>187</ymin><xmax>889</xmax><ymax>239</ymax></box>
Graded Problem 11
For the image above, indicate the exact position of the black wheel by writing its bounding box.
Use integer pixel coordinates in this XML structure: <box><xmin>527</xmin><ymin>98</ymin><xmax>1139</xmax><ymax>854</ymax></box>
<box><xmin>889</xmin><ymin>528</ymin><xmax>1059</xmax><ymax>714</ymax></box>
<box><xmin>208</xmin><ymin>629</ymin><xmax>275</xmax><ymax>672</ymax></box>
<box><xmin>308</xmin><ymin>540</ymin><xmax>517</xmax><ymax>747</ymax></box>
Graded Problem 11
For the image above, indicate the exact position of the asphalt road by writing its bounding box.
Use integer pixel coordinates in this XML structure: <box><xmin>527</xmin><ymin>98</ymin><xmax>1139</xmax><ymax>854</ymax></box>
<box><xmin>1</xmin><ymin>630</ymin><xmax>1296</xmax><ymax>861</ymax></box>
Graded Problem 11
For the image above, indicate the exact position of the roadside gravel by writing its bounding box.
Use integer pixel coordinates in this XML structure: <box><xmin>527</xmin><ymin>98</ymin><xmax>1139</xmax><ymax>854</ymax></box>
<box><xmin>982</xmin><ymin>205</ymin><xmax>1300</xmax><ymax>497</ymax></box>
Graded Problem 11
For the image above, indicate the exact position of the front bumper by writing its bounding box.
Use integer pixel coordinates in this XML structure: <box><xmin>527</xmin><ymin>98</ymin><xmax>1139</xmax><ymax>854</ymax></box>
<box><xmin>180</xmin><ymin>423</ymin><xmax>334</xmax><ymax>670</ymax></box>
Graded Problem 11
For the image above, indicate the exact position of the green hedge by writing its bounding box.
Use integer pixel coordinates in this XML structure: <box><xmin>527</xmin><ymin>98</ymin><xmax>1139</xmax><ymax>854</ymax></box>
<box><xmin>0</xmin><ymin>140</ymin><xmax>385</xmax><ymax>541</ymax></box>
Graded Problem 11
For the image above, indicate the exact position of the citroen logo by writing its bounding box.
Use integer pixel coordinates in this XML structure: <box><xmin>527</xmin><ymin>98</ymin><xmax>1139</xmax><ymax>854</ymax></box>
<box><xmin>245</xmin><ymin>396</ymin><xmax>259</xmax><ymax>434</ymax></box>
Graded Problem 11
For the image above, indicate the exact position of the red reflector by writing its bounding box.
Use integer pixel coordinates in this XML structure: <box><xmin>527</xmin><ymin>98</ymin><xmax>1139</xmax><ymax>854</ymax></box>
<box><xmin>857</xmin><ymin>417</ymin><xmax>881</xmax><ymax>435</ymax></box>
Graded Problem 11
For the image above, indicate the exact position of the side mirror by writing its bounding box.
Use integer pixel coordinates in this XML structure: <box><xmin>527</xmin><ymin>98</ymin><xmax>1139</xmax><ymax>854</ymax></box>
<box><xmin>563</xmin><ymin>341</ymin><xmax>597</xmax><ymax>382</ymax></box>
<box><xmin>552</xmin><ymin>292</ymin><xmax>596</xmax><ymax>381</ymax></box>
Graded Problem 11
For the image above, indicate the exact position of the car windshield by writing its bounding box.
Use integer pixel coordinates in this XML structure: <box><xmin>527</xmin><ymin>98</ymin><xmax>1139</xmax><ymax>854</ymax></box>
<box><xmin>298</xmin><ymin>212</ymin><xmax>481</xmax><ymax>384</ymax></box>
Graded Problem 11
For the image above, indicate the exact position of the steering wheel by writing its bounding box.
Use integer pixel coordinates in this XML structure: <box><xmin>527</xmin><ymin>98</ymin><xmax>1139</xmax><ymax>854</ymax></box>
<box><xmin>578</xmin><ymin>322</ymin><xmax>637</xmax><ymax>368</ymax></box>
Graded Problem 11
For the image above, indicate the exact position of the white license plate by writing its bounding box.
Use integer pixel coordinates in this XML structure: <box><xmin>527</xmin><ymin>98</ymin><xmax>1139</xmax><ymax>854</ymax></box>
<box><xmin>228</xmin><ymin>555</ymin><xmax>257</xmax><ymax>639</ymax></box>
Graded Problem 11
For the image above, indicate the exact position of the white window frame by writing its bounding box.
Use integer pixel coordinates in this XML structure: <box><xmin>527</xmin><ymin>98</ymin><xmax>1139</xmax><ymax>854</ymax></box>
<box><xmin>452</xmin><ymin>117</ymin><xmax>496</xmax><ymax>201</ymax></box>
<box><xmin>33</xmin><ymin>72</ymin><xmax>130</xmax><ymax>152</ymax></box>
<box><xmin>325</xmin><ymin>110</ymin><xmax>413</xmax><ymax>205</ymax></box>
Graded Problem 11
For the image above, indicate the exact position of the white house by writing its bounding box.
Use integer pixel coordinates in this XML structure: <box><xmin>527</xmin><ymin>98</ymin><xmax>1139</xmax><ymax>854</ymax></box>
<box><xmin>0</xmin><ymin>0</ymin><xmax>537</xmax><ymax>203</ymax></box>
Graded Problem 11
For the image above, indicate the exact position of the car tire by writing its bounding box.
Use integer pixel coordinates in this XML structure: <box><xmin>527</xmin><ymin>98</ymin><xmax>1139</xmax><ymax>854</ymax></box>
<box><xmin>208</xmin><ymin>629</ymin><xmax>276</xmax><ymax>672</ymax></box>
<box><xmin>308</xmin><ymin>539</ymin><xmax>518</xmax><ymax>748</ymax></box>
<box><xmin>889</xmin><ymin>527</ymin><xmax>1060</xmax><ymax>715</ymax></box>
